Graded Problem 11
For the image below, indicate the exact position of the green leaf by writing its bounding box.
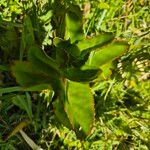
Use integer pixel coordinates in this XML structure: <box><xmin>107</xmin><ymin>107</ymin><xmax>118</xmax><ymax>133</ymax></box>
<box><xmin>99</xmin><ymin>62</ymin><xmax>114</xmax><ymax>80</ymax></box>
<box><xmin>55</xmin><ymin>47</ymin><xmax>68</xmax><ymax>68</ymax></box>
<box><xmin>77</xmin><ymin>33</ymin><xmax>114</xmax><ymax>53</ymax></box>
<box><xmin>11</xmin><ymin>61</ymin><xmax>52</xmax><ymax>90</ymax></box>
<box><xmin>53</xmin><ymin>99</ymin><xmax>72</xmax><ymax>129</ymax></box>
<box><xmin>20</xmin><ymin>15</ymin><xmax>35</xmax><ymax>60</ymax></box>
<box><xmin>12</xmin><ymin>59</ymin><xmax>65</xmax><ymax>102</ymax></box>
<box><xmin>91</xmin><ymin>41</ymin><xmax>129</xmax><ymax>66</ymax></box>
<box><xmin>28</xmin><ymin>46</ymin><xmax>64</xmax><ymax>99</ymax></box>
<box><xmin>28</xmin><ymin>46</ymin><xmax>66</xmax><ymax>95</ymax></box>
<box><xmin>22</xmin><ymin>84</ymin><xmax>51</xmax><ymax>91</ymax></box>
<box><xmin>12</xmin><ymin>93</ymin><xmax>33</xmax><ymax>119</ymax></box>
<box><xmin>71</xmin><ymin>53</ymin><xmax>90</xmax><ymax>68</ymax></box>
<box><xmin>63</xmin><ymin>67</ymin><xmax>101</xmax><ymax>82</ymax></box>
<box><xmin>11</xmin><ymin>61</ymin><xmax>65</xmax><ymax>97</ymax></box>
<box><xmin>28</xmin><ymin>45</ymin><xmax>60</xmax><ymax>74</ymax></box>
<box><xmin>24</xmin><ymin>16</ymin><xmax>35</xmax><ymax>45</ymax></box>
<box><xmin>53</xmin><ymin>37</ymin><xmax>80</xmax><ymax>58</ymax></box>
<box><xmin>65</xmin><ymin>81</ymin><xmax>95</xmax><ymax>137</ymax></box>
<box><xmin>65</xmin><ymin>5</ymin><xmax>83</xmax><ymax>43</ymax></box>
<box><xmin>0</xmin><ymin>86</ymin><xmax>22</xmax><ymax>94</ymax></box>
<box><xmin>39</xmin><ymin>10</ymin><xmax>53</xmax><ymax>23</ymax></box>
<box><xmin>53</xmin><ymin>38</ymin><xmax>68</xmax><ymax>67</ymax></box>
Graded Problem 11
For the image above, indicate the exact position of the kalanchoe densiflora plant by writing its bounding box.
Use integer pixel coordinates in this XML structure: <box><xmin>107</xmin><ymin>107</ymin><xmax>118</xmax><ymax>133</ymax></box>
<box><xmin>11</xmin><ymin>4</ymin><xmax>129</xmax><ymax>138</ymax></box>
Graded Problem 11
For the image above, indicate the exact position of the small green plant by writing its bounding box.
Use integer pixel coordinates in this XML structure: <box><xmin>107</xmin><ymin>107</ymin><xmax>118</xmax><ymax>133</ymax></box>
<box><xmin>11</xmin><ymin>3</ymin><xmax>129</xmax><ymax>138</ymax></box>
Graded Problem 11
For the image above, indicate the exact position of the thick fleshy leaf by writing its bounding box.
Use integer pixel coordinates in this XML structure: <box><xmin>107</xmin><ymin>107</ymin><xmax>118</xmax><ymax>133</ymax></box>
<box><xmin>53</xmin><ymin>99</ymin><xmax>72</xmax><ymax>129</ymax></box>
<box><xmin>53</xmin><ymin>37</ymin><xmax>80</xmax><ymax>58</ymax></box>
<box><xmin>71</xmin><ymin>53</ymin><xmax>90</xmax><ymax>68</ymax></box>
<box><xmin>28</xmin><ymin>46</ymin><xmax>64</xmax><ymax>92</ymax></box>
<box><xmin>77</xmin><ymin>33</ymin><xmax>114</xmax><ymax>53</ymax></box>
<box><xmin>91</xmin><ymin>41</ymin><xmax>129</xmax><ymax>66</ymax></box>
<box><xmin>28</xmin><ymin>46</ymin><xmax>63</xmax><ymax>93</ymax></box>
<box><xmin>55</xmin><ymin>47</ymin><xmax>68</xmax><ymax>67</ymax></box>
<box><xmin>65</xmin><ymin>5</ymin><xmax>83</xmax><ymax>43</ymax></box>
<box><xmin>63</xmin><ymin>67</ymin><xmax>101</xmax><ymax>82</ymax></box>
<box><xmin>65</xmin><ymin>81</ymin><xmax>95</xmax><ymax>137</ymax></box>
<box><xmin>28</xmin><ymin>45</ymin><xmax>60</xmax><ymax>74</ymax></box>
<box><xmin>12</xmin><ymin>48</ymin><xmax>65</xmax><ymax>98</ymax></box>
<box><xmin>11</xmin><ymin>61</ymin><xmax>52</xmax><ymax>90</ymax></box>
<box><xmin>12</xmin><ymin>61</ymin><xmax>65</xmax><ymax>98</ymax></box>
<box><xmin>12</xmin><ymin>63</ymin><xmax>65</xmax><ymax>104</ymax></box>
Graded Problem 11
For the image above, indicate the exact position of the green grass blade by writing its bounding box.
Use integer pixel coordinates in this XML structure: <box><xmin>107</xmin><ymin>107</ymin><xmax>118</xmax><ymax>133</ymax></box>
<box><xmin>0</xmin><ymin>86</ymin><xmax>22</xmax><ymax>94</ymax></box>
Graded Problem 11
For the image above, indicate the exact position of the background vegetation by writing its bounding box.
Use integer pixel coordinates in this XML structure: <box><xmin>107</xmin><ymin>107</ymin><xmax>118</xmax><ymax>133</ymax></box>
<box><xmin>0</xmin><ymin>0</ymin><xmax>149</xmax><ymax>149</ymax></box>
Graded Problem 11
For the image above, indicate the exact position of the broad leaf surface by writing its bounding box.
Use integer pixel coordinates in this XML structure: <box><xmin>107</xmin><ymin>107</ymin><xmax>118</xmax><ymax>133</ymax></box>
<box><xmin>12</xmin><ymin>45</ymin><xmax>65</xmax><ymax>99</ymax></box>
<box><xmin>12</xmin><ymin>61</ymin><xmax>65</xmax><ymax>98</ymax></box>
<box><xmin>91</xmin><ymin>41</ymin><xmax>129</xmax><ymax>66</ymax></box>
<box><xmin>65</xmin><ymin>5</ymin><xmax>83</xmax><ymax>43</ymax></box>
<box><xmin>77</xmin><ymin>33</ymin><xmax>114</xmax><ymax>53</ymax></box>
<box><xmin>53</xmin><ymin>37</ymin><xmax>80</xmax><ymax>58</ymax></box>
<box><xmin>65</xmin><ymin>81</ymin><xmax>95</xmax><ymax>137</ymax></box>
<box><xmin>28</xmin><ymin>46</ymin><xmax>65</xmax><ymax>94</ymax></box>
<box><xmin>28</xmin><ymin>45</ymin><xmax>60</xmax><ymax>74</ymax></box>
<box><xmin>11</xmin><ymin>61</ymin><xmax>52</xmax><ymax>90</ymax></box>
<box><xmin>63</xmin><ymin>67</ymin><xmax>101</xmax><ymax>82</ymax></box>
